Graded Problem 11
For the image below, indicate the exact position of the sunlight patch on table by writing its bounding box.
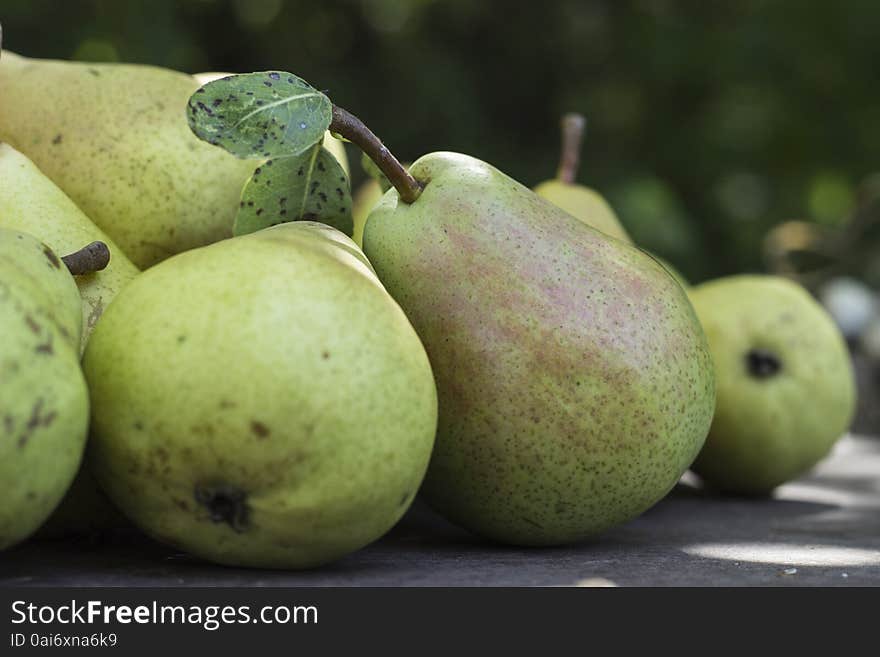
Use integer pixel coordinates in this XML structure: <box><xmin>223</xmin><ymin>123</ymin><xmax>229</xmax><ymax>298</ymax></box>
<box><xmin>682</xmin><ymin>542</ymin><xmax>880</xmax><ymax>566</ymax></box>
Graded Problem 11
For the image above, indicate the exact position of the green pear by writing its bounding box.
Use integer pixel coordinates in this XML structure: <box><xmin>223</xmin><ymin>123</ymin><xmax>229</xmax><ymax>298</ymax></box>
<box><xmin>688</xmin><ymin>275</ymin><xmax>856</xmax><ymax>494</ymax></box>
<box><xmin>0</xmin><ymin>51</ymin><xmax>257</xmax><ymax>269</ymax></box>
<box><xmin>0</xmin><ymin>142</ymin><xmax>140</xmax><ymax>348</ymax></box>
<box><xmin>352</xmin><ymin>178</ymin><xmax>384</xmax><ymax>247</ymax></box>
<box><xmin>193</xmin><ymin>71</ymin><xmax>350</xmax><ymax>177</ymax></box>
<box><xmin>0</xmin><ymin>228</ymin><xmax>89</xmax><ymax>549</ymax></box>
<box><xmin>534</xmin><ymin>114</ymin><xmax>631</xmax><ymax>243</ymax></box>
<box><xmin>0</xmin><ymin>142</ymin><xmax>136</xmax><ymax>538</ymax></box>
<box><xmin>83</xmin><ymin>221</ymin><xmax>437</xmax><ymax>568</ymax></box>
<box><xmin>363</xmin><ymin>151</ymin><xmax>715</xmax><ymax>545</ymax></box>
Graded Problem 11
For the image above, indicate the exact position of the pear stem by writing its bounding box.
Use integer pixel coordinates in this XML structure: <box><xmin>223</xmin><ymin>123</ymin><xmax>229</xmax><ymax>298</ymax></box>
<box><xmin>557</xmin><ymin>113</ymin><xmax>586</xmax><ymax>184</ymax></box>
<box><xmin>62</xmin><ymin>241</ymin><xmax>111</xmax><ymax>276</ymax></box>
<box><xmin>329</xmin><ymin>105</ymin><xmax>423</xmax><ymax>204</ymax></box>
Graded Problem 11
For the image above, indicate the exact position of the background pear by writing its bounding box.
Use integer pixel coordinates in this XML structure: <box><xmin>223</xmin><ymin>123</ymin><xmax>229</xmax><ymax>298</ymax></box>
<box><xmin>0</xmin><ymin>51</ymin><xmax>257</xmax><ymax>268</ymax></box>
<box><xmin>352</xmin><ymin>179</ymin><xmax>384</xmax><ymax>247</ymax></box>
<box><xmin>0</xmin><ymin>228</ymin><xmax>89</xmax><ymax>549</ymax></box>
<box><xmin>363</xmin><ymin>151</ymin><xmax>715</xmax><ymax>545</ymax></box>
<box><xmin>83</xmin><ymin>222</ymin><xmax>437</xmax><ymax>568</ymax></box>
<box><xmin>688</xmin><ymin>275</ymin><xmax>856</xmax><ymax>494</ymax></box>
<box><xmin>534</xmin><ymin>114</ymin><xmax>631</xmax><ymax>243</ymax></box>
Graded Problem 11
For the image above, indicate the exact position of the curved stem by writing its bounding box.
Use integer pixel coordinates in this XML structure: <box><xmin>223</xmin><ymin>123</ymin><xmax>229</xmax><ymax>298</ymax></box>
<box><xmin>329</xmin><ymin>105</ymin><xmax>423</xmax><ymax>204</ymax></box>
<box><xmin>62</xmin><ymin>241</ymin><xmax>110</xmax><ymax>276</ymax></box>
<box><xmin>557</xmin><ymin>113</ymin><xmax>586</xmax><ymax>184</ymax></box>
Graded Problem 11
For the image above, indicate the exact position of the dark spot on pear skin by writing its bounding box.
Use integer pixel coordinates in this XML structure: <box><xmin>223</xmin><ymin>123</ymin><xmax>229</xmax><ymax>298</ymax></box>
<box><xmin>399</xmin><ymin>492</ymin><xmax>410</xmax><ymax>507</ymax></box>
<box><xmin>746</xmin><ymin>349</ymin><xmax>782</xmax><ymax>379</ymax></box>
<box><xmin>51</xmin><ymin>134</ymin><xmax>63</xmax><ymax>145</ymax></box>
<box><xmin>194</xmin><ymin>483</ymin><xmax>249</xmax><ymax>532</ymax></box>
<box><xmin>3</xmin><ymin>415</ymin><xmax>14</xmax><ymax>434</ymax></box>
<box><xmin>219</xmin><ymin>399</ymin><xmax>236</xmax><ymax>409</ymax></box>
<box><xmin>24</xmin><ymin>315</ymin><xmax>40</xmax><ymax>334</ymax></box>
<box><xmin>133</xmin><ymin>421</ymin><xmax>144</xmax><ymax>431</ymax></box>
<box><xmin>35</xmin><ymin>336</ymin><xmax>53</xmax><ymax>355</ymax></box>
<box><xmin>17</xmin><ymin>399</ymin><xmax>57</xmax><ymax>448</ymax></box>
<box><xmin>321</xmin><ymin>350</ymin><xmax>330</xmax><ymax>360</ymax></box>
<box><xmin>250</xmin><ymin>421</ymin><xmax>270</xmax><ymax>438</ymax></box>
<box><xmin>42</xmin><ymin>245</ymin><xmax>61</xmax><ymax>269</ymax></box>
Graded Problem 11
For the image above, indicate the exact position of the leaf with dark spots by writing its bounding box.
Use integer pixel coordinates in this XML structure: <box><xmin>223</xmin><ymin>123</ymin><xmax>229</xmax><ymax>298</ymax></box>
<box><xmin>187</xmin><ymin>71</ymin><xmax>331</xmax><ymax>159</ymax></box>
<box><xmin>234</xmin><ymin>144</ymin><xmax>353</xmax><ymax>236</ymax></box>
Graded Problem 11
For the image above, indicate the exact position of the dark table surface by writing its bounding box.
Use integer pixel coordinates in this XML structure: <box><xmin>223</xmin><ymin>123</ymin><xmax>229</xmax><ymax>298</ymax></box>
<box><xmin>3</xmin><ymin>435</ymin><xmax>879</xmax><ymax>587</ymax></box>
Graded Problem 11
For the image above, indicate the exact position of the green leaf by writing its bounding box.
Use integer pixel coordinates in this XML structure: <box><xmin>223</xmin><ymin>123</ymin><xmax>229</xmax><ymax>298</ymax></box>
<box><xmin>187</xmin><ymin>71</ymin><xmax>332</xmax><ymax>159</ymax></box>
<box><xmin>233</xmin><ymin>145</ymin><xmax>353</xmax><ymax>237</ymax></box>
<box><xmin>360</xmin><ymin>152</ymin><xmax>392</xmax><ymax>193</ymax></box>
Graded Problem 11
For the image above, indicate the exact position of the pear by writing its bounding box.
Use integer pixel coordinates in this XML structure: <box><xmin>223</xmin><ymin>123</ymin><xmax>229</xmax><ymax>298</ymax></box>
<box><xmin>0</xmin><ymin>51</ymin><xmax>257</xmax><ymax>268</ymax></box>
<box><xmin>363</xmin><ymin>151</ymin><xmax>715</xmax><ymax>545</ymax></box>
<box><xmin>688</xmin><ymin>275</ymin><xmax>856</xmax><ymax>494</ymax></box>
<box><xmin>0</xmin><ymin>142</ymin><xmax>138</xmax><ymax>538</ymax></box>
<box><xmin>83</xmin><ymin>222</ymin><xmax>437</xmax><ymax>568</ymax></box>
<box><xmin>352</xmin><ymin>178</ymin><xmax>384</xmax><ymax>247</ymax></box>
<box><xmin>193</xmin><ymin>71</ymin><xmax>350</xmax><ymax>177</ymax></box>
<box><xmin>0</xmin><ymin>228</ymin><xmax>89</xmax><ymax>549</ymax></box>
<box><xmin>0</xmin><ymin>142</ymin><xmax>140</xmax><ymax>348</ymax></box>
<box><xmin>534</xmin><ymin>114</ymin><xmax>631</xmax><ymax>243</ymax></box>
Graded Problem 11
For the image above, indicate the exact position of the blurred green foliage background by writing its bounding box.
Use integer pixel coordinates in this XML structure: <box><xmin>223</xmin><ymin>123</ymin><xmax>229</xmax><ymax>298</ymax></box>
<box><xmin>1</xmin><ymin>0</ymin><xmax>878</xmax><ymax>285</ymax></box>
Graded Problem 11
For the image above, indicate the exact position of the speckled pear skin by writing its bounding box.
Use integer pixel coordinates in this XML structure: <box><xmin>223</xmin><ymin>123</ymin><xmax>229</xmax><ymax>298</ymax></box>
<box><xmin>0</xmin><ymin>51</ymin><xmax>256</xmax><ymax>269</ymax></box>
<box><xmin>534</xmin><ymin>180</ymin><xmax>632</xmax><ymax>243</ymax></box>
<box><xmin>0</xmin><ymin>143</ymin><xmax>140</xmax><ymax>348</ymax></box>
<box><xmin>83</xmin><ymin>222</ymin><xmax>437</xmax><ymax>568</ymax></box>
<box><xmin>688</xmin><ymin>275</ymin><xmax>856</xmax><ymax>494</ymax></box>
<box><xmin>0</xmin><ymin>229</ymin><xmax>88</xmax><ymax>550</ymax></box>
<box><xmin>363</xmin><ymin>152</ymin><xmax>715</xmax><ymax>545</ymax></box>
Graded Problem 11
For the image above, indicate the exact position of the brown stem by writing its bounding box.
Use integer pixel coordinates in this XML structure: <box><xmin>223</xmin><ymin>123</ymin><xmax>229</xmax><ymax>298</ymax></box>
<box><xmin>557</xmin><ymin>113</ymin><xmax>586</xmax><ymax>184</ymax></box>
<box><xmin>62</xmin><ymin>241</ymin><xmax>110</xmax><ymax>276</ymax></box>
<box><xmin>329</xmin><ymin>105</ymin><xmax>423</xmax><ymax>204</ymax></box>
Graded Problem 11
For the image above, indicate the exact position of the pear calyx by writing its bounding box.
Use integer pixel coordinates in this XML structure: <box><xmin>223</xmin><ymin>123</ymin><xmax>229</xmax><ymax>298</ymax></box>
<box><xmin>745</xmin><ymin>348</ymin><xmax>783</xmax><ymax>378</ymax></box>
